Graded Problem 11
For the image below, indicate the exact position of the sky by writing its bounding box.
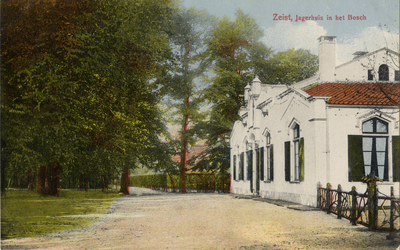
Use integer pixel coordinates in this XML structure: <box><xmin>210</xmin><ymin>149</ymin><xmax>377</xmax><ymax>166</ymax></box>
<box><xmin>180</xmin><ymin>0</ymin><xmax>399</xmax><ymax>65</ymax></box>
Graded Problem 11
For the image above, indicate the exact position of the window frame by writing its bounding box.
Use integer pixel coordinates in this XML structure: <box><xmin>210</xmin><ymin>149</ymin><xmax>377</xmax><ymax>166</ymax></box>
<box><xmin>293</xmin><ymin>124</ymin><xmax>301</xmax><ymax>181</ymax></box>
<box><xmin>265</xmin><ymin>132</ymin><xmax>273</xmax><ymax>181</ymax></box>
<box><xmin>361</xmin><ymin>118</ymin><xmax>389</xmax><ymax>180</ymax></box>
<box><xmin>349</xmin><ymin>117</ymin><xmax>391</xmax><ymax>182</ymax></box>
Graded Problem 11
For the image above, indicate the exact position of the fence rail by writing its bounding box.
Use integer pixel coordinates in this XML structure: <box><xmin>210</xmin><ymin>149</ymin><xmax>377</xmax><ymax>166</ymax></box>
<box><xmin>318</xmin><ymin>182</ymin><xmax>400</xmax><ymax>232</ymax></box>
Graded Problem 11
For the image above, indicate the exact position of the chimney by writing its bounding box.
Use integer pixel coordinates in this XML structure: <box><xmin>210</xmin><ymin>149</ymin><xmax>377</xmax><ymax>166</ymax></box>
<box><xmin>251</xmin><ymin>76</ymin><xmax>261</xmax><ymax>97</ymax></box>
<box><xmin>318</xmin><ymin>36</ymin><xmax>336</xmax><ymax>82</ymax></box>
<box><xmin>352</xmin><ymin>51</ymin><xmax>368</xmax><ymax>59</ymax></box>
<box><xmin>244</xmin><ymin>84</ymin><xmax>251</xmax><ymax>104</ymax></box>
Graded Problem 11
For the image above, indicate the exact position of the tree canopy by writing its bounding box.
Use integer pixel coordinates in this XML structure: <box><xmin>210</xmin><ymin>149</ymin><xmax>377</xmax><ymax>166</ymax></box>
<box><xmin>1</xmin><ymin>2</ymin><xmax>319</xmax><ymax>188</ymax></box>
<box><xmin>1</xmin><ymin>0</ymin><xmax>177</xmax><ymax>182</ymax></box>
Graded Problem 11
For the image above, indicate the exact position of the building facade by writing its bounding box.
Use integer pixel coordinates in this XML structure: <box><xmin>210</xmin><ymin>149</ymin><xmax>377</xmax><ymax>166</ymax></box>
<box><xmin>230</xmin><ymin>36</ymin><xmax>400</xmax><ymax>207</ymax></box>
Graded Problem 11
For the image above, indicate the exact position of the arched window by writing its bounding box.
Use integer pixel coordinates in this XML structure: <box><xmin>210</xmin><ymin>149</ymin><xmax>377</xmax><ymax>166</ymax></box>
<box><xmin>378</xmin><ymin>64</ymin><xmax>389</xmax><ymax>81</ymax></box>
<box><xmin>285</xmin><ymin>123</ymin><xmax>304</xmax><ymax>182</ymax></box>
<box><xmin>362</xmin><ymin>117</ymin><xmax>388</xmax><ymax>134</ymax></box>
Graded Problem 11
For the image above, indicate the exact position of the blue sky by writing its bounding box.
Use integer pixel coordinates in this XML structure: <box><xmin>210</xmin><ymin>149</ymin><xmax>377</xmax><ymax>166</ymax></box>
<box><xmin>180</xmin><ymin>0</ymin><xmax>399</xmax><ymax>65</ymax></box>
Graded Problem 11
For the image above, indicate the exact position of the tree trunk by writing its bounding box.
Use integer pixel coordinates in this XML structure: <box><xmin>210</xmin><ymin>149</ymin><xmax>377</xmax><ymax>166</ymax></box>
<box><xmin>28</xmin><ymin>169</ymin><xmax>32</xmax><ymax>190</ymax></box>
<box><xmin>49</xmin><ymin>163</ymin><xmax>60</xmax><ymax>197</ymax></box>
<box><xmin>37</xmin><ymin>166</ymin><xmax>47</xmax><ymax>194</ymax></box>
<box><xmin>103</xmin><ymin>173</ymin><xmax>107</xmax><ymax>192</ymax></box>
<box><xmin>181</xmin><ymin>39</ymin><xmax>190</xmax><ymax>194</ymax></box>
<box><xmin>31</xmin><ymin>172</ymin><xmax>36</xmax><ymax>191</ymax></box>
<box><xmin>21</xmin><ymin>175</ymin><xmax>25</xmax><ymax>189</ymax></box>
<box><xmin>79</xmin><ymin>173</ymin><xmax>83</xmax><ymax>191</ymax></box>
<box><xmin>85</xmin><ymin>170</ymin><xmax>88</xmax><ymax>192</ymax></box>
<box><xmin>122</xmin><ymin>168</ymin><xmax>130</xmax><ymax>195</ymax></box>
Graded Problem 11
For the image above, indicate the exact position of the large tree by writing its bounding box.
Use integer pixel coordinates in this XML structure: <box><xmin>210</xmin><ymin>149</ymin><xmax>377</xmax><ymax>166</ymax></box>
<box><xmin>1</xmin><ymin>0</ymin><xmax>177</xmax><ymax>193</ymax></box>
<box><xmin>194</xmin><ymin>10</ymin><xmax>318</xmax><ymax>173</ymax></box>
<box><xmin>160</xmin><ymin>8</ymin><xmax>215</xmax><ymax>192</ymax></box>
<box><xmin>190</xmin><ymin>9</ymin><xmax>272</xmax><ymax>173</ymax></box>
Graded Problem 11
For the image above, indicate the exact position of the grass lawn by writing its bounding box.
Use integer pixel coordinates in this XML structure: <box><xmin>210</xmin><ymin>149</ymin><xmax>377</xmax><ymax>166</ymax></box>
<box><xmin>1</xmin><ymin>189</ymin><xmax>124</xmax><ymax>239</ymax></box>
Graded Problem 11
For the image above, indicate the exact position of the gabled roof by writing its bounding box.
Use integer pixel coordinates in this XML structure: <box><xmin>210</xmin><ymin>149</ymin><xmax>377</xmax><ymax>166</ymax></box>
<box><xmin>336</xmin><ymin>47</ymin><xmax>400</xmax><ymax>69</ymax></box>
<box><xmin>304</xmin><ymin>83</ymin><xmax>400</xmax><ymax>106</ymax></box>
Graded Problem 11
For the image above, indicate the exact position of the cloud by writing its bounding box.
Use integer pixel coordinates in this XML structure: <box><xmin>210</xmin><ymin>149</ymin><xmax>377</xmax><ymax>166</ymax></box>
<box><xmin>337</xmin><ymin>27</ymin><xmax>399</xmax><ymax>65</ymax></box>
<box><xmin>262</xmin><ymin>21</ymin><xmax>327</xmax><ymax>55</ymax></box>
<box><xmin>262</xmin><ymin>22</ymin><xmax>399</xmax><ymax>66</ymax></box>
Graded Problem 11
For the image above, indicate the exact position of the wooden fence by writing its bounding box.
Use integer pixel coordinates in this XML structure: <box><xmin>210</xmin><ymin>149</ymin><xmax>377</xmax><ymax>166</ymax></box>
<box><xmin>318</xmin><ymin>181</ymin><xmax>400</xmax><ymax>234</ymax></box>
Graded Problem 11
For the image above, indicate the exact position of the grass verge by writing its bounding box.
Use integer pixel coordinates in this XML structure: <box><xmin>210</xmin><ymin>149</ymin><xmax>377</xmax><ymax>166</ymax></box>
<box><xmin>1</xmin><ymin>189</ymin><xmax>124</xmax><ymax>239</ymax></box>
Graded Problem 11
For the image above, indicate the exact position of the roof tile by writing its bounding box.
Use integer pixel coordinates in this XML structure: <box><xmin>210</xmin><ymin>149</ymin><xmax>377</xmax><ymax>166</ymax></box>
<box><xmin>304</xmin><ymin>83</ymin><xmax>400</xmax><ymax>106</ymax></box>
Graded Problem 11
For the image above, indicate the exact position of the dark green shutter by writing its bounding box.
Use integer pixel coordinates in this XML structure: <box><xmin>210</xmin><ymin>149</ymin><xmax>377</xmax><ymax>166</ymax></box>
<box><xmin>240</xmin><ymin>152</ymin><xmax>244</xmax><ymax>180</ymax></box>
<box><xmin>393</xmin><ymin>136</ymin><xmax>400</xmax><ymax>182</ymax></box>
<box><xmin>246</xmin><ymin>150</ymin><xmax>253</xmax><ymax>181</ymax></box>
<box><xmin>233</xmin><ymin>155</ymin><xmax>237</xmax><ymax>181</ymax></box>
<box><xmin>270</xmin><ymin>145</ymin><xmax>274</xmax><ymax>181</ymax></box>
<box><xmin>300</xmin><ymin>138</ymin><xmax>305</xmax><ymax>181</ymax></box>
<box><xmin>256</xmin><ymin>149</ymin><xmax>259</xmax><ymax>181</ymax></box>
<box><xmin>348</xmin><ymin>135</ymin><xmax>364</xmax><ymax>181</ymax></box>
<box><xmin>285</xmin><ymin>141</ymin><xmax>290</xmax><ymax>181</ymax></box>
<box><xmin>260</xmin><ymin>147</ymin><xmax>264</xmax><ymax>181</ymax></box>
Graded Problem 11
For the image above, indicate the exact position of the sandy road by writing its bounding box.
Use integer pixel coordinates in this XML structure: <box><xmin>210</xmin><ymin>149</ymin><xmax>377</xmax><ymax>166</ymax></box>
<box><xmin>2</xmin><ymin>188</ymin><xmax>400</xmax><ymax>249</ymax></box>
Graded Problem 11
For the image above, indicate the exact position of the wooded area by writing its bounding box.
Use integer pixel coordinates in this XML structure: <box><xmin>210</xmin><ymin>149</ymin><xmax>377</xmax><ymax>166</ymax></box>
<box><xmin>1</xmin><ymin>0</ymin><xmax>318</xmax><ymax>195</ymax></box>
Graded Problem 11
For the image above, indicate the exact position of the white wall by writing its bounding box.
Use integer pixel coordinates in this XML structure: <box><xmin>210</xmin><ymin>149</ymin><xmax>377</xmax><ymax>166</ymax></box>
<box><xmin>335</xmin><ymin>49</ymin><xmax>399</xmax><ymax>82</ymax></box>
<box><xmin>325</xmin><ymin>106</ymin><xmax>399</xmax><ymax>196</ymax></box>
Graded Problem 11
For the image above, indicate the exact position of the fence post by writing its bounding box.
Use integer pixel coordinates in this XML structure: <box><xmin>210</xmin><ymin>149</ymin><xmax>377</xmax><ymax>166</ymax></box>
<box><xmin>390</xmin><ymin>186</ymin><xmax>395</xmax><ymax>232</ymax></box>
<box><xmin>317</xmin><ymin>182</ymin><xmax>320</xmax><ymax>208</ymax></box>
<box><xmin>387</xmin><ymin>186</ymin><xmax>396</xmax><ymax>240</ymax></box>
<box><xmin>367</xmin><ymin>178</ymin><xmax>378</xmax><ymax>230</ymax></box>
<box><xmin>351</xmin><ymin>186</ymin><xmax>358</xmax><ymax>225</ymax></box>
<box><xmin>325</xmin><ymin>183</ymin><xmax>331</xmax><ymax>213</ymax></box>
<box><xmin>337</xmin><ymin>184</ymin><xmax>342</xmax><ymax>219</ymax></box>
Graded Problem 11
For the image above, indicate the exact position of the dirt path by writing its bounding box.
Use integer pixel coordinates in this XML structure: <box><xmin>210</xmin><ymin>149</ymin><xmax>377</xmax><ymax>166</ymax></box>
<box><xmin>2</xmin><ymin>188</ymin><xmax>400</xmax><ymax>249</ymax></box>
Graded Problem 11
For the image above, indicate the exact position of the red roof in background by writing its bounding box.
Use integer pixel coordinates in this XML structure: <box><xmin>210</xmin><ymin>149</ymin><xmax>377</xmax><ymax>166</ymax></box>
<box><xmin>304</xmin><ymin>83</ymin><xmax>400</xmax><ymax>106</ymax></box>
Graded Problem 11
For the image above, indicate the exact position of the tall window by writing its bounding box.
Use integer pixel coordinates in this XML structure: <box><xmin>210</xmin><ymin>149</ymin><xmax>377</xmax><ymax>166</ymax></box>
<box><xmin>258</xmin><ymin>146</ymin><xmax>264</xmax><ymax>181</ymax></box>
<box><xmin>349</xmin><ymin>118</ymin><xmax>389</xmax><ymax>181</ymax></box>
<box><xmin>266</xmin><ymin>133</ymin><xmax>274</xmax><ymax>181</ymax></box>
<box><xmin>247</xmin><ymin>150</ymin><xmax>253</xmax><ymax>181</ymax></box>
<box><xmin>239</xmin><ymin>152</ymin><xmax>244</xmax><ymax>180</ymax></box>
<box><xmin>233</xmin><ymin>155</ymin><xmax>237</xmax><ymax>181</ymax></box>
<box><xmin>285</xmin><ymin>123</ymin><xmax>304</xmax><ymax>182</ymax></box>
<box><xmin>293</xmin><ymin>124</ymin><xmax>301</xmax><ymax>181</ymax></box>
<box><xmin>362</xmin><ymin>118</ymin><xmax>388</xmax><ymax>179</ymax></box>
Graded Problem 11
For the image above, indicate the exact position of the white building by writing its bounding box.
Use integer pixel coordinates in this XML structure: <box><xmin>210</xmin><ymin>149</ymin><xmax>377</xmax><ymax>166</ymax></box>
<box><xmin>230</xmin><ymin>36</ymin><xmax>400</xmax><ymax>207</ymax></box>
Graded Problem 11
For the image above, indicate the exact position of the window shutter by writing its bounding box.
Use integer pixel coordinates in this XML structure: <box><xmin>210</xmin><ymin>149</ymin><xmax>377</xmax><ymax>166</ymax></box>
<box><xmin>260</xmin><ymin>147</ymin><xmax>264</xmax><ymax>181</ymax></box>
<box><xmin>270</xmin><ymin>145</ymin><xmax>274</xmax><ymax>181</ymax></box>
<box><xmin>393</xmin><ymin>136</ymin><xmax>400</xmax><ymax>182</ymax></box>
<box><xmin>240</xmin><ymin>152</ymin><xmax>244</xmax><ymax>180</ymax></box>
<box><xmin>247</xmin><ymin>151</ymin><xmax>253</xmax><ymax>181</ymax></box>
<box><xmin>300</xmin><ymin>138</ymin><xmax>305</xmax><ymax>181</ymax></box>
<box><xmin>348</xmin><ymin>135</ymin><xmax>364</xmax><ymax>181</ymax></box>
<box><xmin>233</xmin><ymin>155</ymin><xmax>237</xmax><ymax>181</ymax></box>
<box><xmin>285</xmin><ymin>141</ymin><xmax>290</xmax><ymax>181</ymax></box>
<box><xmin>256</xmin><ymin>149</ymin><xmax>260</xmax><ymax>181</ymax></box>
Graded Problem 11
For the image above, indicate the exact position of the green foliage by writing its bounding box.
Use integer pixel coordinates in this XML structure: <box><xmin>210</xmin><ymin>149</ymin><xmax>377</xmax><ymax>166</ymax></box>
<box><xmin>196</xmin><ymin>9</ymin><xmax>271</xmax><ymax>172</ymax></box>
<box><xmin>1</xmin><ymin>190</ymin><xmax>123</xmax><ymax>239</ymax></box>
<box><xmin>1</xmin><ymin>0</ymin><xmax>177</xmax><ymax>181</ymax></box>
<box><xmin>260</xmin><ymin>48</ymin><xmax>318</xmax><ymax>85</ymax></box>
<box><xmin>130</xmin><ymin>173</ymin><xmax>230</xmax><ymax>191</ymax></box>
<box><xmin>130</xmin><ymin>174</ymin><xmax>168</xmax><ymax>188</ymax></box>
